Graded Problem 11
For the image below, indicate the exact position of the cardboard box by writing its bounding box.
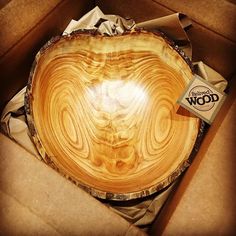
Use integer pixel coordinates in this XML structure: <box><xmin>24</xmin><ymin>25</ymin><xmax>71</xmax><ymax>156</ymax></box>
<box><xmin>0</xmin><ymin>0</ymin><xmax>235</xmax><ymax>235</ymax></box>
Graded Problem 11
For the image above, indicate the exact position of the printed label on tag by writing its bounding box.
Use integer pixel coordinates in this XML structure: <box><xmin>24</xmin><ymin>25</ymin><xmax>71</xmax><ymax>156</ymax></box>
<box><xmin>177</xmin><ymin>75</ymin><xmax>226</xmax><ymax>124</ymax></box>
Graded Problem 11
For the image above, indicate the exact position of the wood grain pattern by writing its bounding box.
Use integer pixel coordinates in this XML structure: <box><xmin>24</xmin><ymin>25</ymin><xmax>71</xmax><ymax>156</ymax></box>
<box><xmin>25</xmin><ymin>30</ymin><xmax>200</xmax><ymax>200</ymax></box>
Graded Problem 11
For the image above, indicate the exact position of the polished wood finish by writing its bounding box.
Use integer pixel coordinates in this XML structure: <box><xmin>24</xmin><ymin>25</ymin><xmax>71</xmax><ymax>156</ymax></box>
<box><xmin>25</xmin><ymin>30</ymin><xmax>200</xmax><ymax>200</ymax></box>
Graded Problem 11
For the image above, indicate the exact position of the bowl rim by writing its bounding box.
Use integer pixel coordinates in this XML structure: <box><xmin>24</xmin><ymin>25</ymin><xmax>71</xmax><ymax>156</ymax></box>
<box><xmin>24</xmin><ymin>29</ymin><xmax>206</xmax><ymax>201</ymax></box>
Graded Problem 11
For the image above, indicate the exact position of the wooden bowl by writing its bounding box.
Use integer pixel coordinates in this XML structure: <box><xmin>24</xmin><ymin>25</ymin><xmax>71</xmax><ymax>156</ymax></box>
<box><xmin>25</xmin><ymin>30</ymin><xmax>202</xmax><ymax>200</ymax></box>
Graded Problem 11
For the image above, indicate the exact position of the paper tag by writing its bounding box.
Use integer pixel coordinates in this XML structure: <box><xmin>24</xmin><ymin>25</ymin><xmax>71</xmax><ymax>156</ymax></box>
<box><xmin>177</xmin><ymin>75</ymin><xmax>226</xmax><ymax>124</ymax></box>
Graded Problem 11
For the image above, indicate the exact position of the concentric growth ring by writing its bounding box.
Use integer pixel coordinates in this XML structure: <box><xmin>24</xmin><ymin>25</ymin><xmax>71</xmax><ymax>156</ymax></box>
<box><xmin>25</xmin><ymin>30</ymin><xmax>201</xmax><ymax>200</ymax></box>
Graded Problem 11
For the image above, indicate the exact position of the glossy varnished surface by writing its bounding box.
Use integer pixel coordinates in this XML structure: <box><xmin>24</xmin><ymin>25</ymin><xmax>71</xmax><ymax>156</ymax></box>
<box><xmin>26</xmin><ymin>31</ymin><xmax>200</xmax><ymax>199</ymax></box>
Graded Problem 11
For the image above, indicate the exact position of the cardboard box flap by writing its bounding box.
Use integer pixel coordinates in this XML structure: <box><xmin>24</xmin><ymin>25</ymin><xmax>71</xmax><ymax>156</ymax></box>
<box><xmin>151</xmin><ymin>76</ymin><xmax>236</xmax><ymax>235</ymax></box>
<box><xmin>0</xmin><ymin>133</ymin><xmax>145</xmax><ymax>236</ymax></box>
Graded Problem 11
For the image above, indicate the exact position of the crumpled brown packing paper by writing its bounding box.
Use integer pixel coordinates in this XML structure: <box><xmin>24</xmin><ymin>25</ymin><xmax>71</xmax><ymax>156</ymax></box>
<box><xmin>63</xmin><ymin>6</ymin><xmax>135</xmax><ymax>35</ymax></box>
<box><xmin>137</xmin><ymin>13</ymin><xmax>192</xmax><ymax>58</ymax></box>
<box><xmin>0</xmin><ymin>6</ymin><xmax>228</xmax><ymax>227</ymax></box>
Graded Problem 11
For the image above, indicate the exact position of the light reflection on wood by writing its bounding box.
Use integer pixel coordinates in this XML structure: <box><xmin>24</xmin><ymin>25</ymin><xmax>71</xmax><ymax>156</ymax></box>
<box><xmin>28</xmin><ymin>31</ymin><xmax>199</xmax><ymax>198</ymax></box>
